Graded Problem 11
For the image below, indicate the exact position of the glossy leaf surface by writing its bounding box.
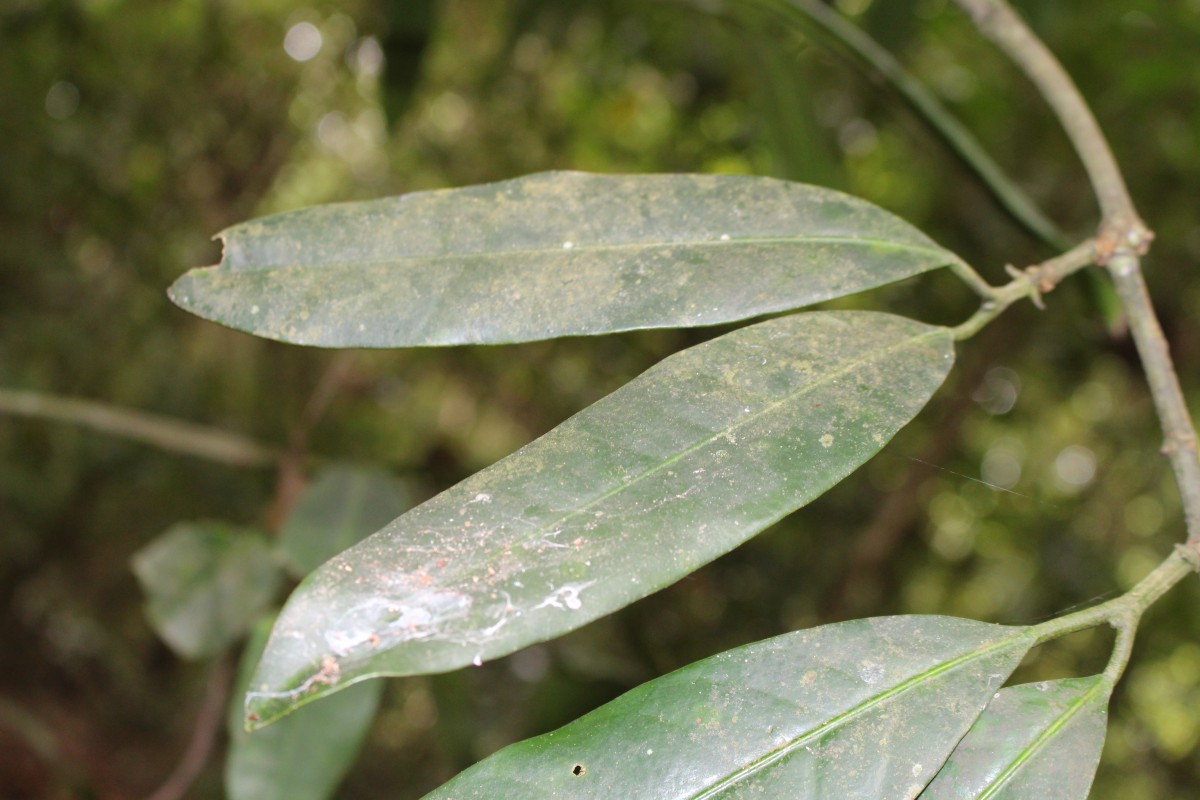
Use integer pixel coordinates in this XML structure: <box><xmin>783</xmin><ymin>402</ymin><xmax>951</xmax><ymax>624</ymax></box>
<box><xmin>245</xmin><ymin>311</ymin><xmax>955</xmax><ymax>726</ymax></box>
<box><xmin>226</xmin><ymin>617</ymin><xmax>383</xmax><ymax>800</ymax></box>
<box><xmin>279</xmin><ymin>464</ymin><xmax>411</xmax><ymax>578</ymax></box>
<box><xmin>920</xmin><ymin>677</ymin><xmax>1110</xmax><ymax>799</ymax></box>
<box><xmin>169</xmin><ymin>172</ymin><xmax>956</xmax><ymax>346</ymax></box>
<box><xmin>423</xmin><ymin>616</ymin><xmax>1035</xmax><ymax>799</ymax></box>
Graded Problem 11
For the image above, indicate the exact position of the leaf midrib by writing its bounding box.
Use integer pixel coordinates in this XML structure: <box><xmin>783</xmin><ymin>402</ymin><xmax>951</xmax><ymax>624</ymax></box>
<box><xmin>220</xmin><ymin>236</ymin><xmax>951</xmax><ymax>273</ymax></box>
<box><xmin>974</xmin><ymin>677</ymin><xmax>1109</xmax><ymax>800</ymax></box>
<box><xmin>434</xmin><ymin>323</ymin><xmax>949</xmax><ymax>593</ymax></box>
<box><xmin>688</xmin><ymin>627</ymin><xmax>1036</xmax><ymax>800</ymax></box>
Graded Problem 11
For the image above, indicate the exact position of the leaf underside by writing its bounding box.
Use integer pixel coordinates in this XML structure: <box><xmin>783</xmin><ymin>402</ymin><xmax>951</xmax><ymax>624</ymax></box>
<box><xmin>169</xmin><ymin>172</ymin><xmax>955</xmax><ymax>347</ymax></box>
<box><xmin>245</xmin><ymin>311</ymin><xmax>955</xmax><ymax>727</ymax></box>
<box><xmin>920</xmin><ymin>677</ymin><xmax>1111</xmax><ymax>800</ymax></box>
<box><xmin>422</xmin><ymin>616</ymin><xmax>1036</xmax><ymax>800</ymax></box>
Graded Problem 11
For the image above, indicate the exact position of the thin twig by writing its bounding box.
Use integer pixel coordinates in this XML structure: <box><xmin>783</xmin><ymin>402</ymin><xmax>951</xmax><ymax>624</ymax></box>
<box><xmin>1027</xmin><ymin>238</ymin><xmax>1100</xmax><ymax>289</ymax></box>
<box><xmin>951</xmin><ymin>0</ymin><xmax>1150</xmax><ymax>250</ymax></box>
<box><xmin>1107</xmin><ymin>256</ymin><xmax>1200</xmax><ymax>543</ymax></box>
<box><xmin>758</xmin><ymin>0</ymin><xmax>1072</xmax><ymax>251</ymax></box>
<box><xmin>144</xmin><ymin>657</ymin><xmax>233</xmax><ymax>800</ymax></box>
<box><xmin>266</xmin><ymin>353</ymin><xmax>358</xmax><ymax>531</ymax></box>
<box><xmin>954</xmin><ymin>0</ymin><xmax>1200</xmax><ymax>545</ymax></box>
<box><xmin>0</xmin><ymin>388</ymin><xmax>278</xmax><ymax>467</ymax></box>
<box><xmin>951</xmin><ymin>238</ymin><xmax>1097</xmax><ymax>340</ymax></box>
<box><xmin>1029</xmin><ymin>544</ymin><xmax>1197</xmax><ymax>646</ymax></box>
<box><xmin>290</xmin><ymin>352</ymin><xmax>358</xmax><ymax>456</ymax></box>
<box><xmin>999</xmin><ymin>541</ymin><xmax>1199</xmax><ymax>684</ymax></box>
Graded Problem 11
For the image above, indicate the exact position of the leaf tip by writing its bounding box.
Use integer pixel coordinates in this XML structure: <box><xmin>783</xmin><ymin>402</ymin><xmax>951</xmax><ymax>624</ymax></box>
<box><xmin>167</xmin><ymin>231</ymin><xmax>230</xmax><ymax>310</ymax></box>
<box><xmin>243</xmin><ymin>690</ymin><xmax>286</xmax><ymax>732</ymax></box>
<box><xmin>165</xmin><ymin>275</ymin><xmax>190</xmax><ymax>310</ymax></box>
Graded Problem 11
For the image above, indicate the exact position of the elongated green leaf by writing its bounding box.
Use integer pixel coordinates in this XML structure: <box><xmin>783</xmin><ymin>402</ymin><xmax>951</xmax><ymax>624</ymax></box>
<box><xmin>279</xmin><ymin>464</ymin><xmax>411</xmax><ymax>578</ymax></box>
<box><xmin>226</xmin><ymin>616</ymin><xmax>383</xmax><ymax>800</ymax></box>
<box><xmin>423</xmin><ymin>616</ymin><xmax>1035</xmax><ymax>799</ymax></box>
<box><xmin>132</xmin><ymin>522</ymin><xmax>281</xmax><ymax>659</ymax></box>
<box><xmin>245</xmin><ymin>311</ymin><xmax>954</xmax><ymax>726</ymax></box>
<box><xmin>920</xmin><ymin>677</ymin><xmax>1111</xmax><ymax>799</ymax></box>
<box><xmin>169</xmin><ymin>172</ymin><xmax>956</xmax><ymax>346</ymax></box>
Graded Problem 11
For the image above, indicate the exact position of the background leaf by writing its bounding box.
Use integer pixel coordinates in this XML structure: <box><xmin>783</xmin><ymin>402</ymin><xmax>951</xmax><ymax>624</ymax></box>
<box><xmin>226</xmin><ymin>616</ymin><xmax>384</xmax><ymax>800</ymax></box>
<box><xmin>423</xmin><ymin>616</ymin><xmax>1035</xmax><ymax>799</ymax></box>
<box><xmin>131</xmin><ymin>522</ymin><xmax>281</xmax><ymax>659</ymax></box>
<box><xmin>245</xmin><ymin>311</ymin><xmax>955</xmax><ymax>726</ymax></box>
<box><xmin>279</xmin><ymin>463</ymin><xmax>412</xmax><ymax>578</ymax></box>
<box><xmin>920</xmin><ymin>676</ymin><xmax>1111</xmax><ymax>799</ymax></box>
<box><xmin>169</xmin><ymin>172</ymin><xmax>956</xmax><ymax>346</ymax></box>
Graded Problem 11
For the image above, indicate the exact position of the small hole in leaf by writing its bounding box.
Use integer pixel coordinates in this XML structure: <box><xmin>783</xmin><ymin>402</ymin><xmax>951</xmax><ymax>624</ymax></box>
<box><xmin>572</xmin><ymin>764</ymin><xmax>585</xmax><ymax>776</ymax></box>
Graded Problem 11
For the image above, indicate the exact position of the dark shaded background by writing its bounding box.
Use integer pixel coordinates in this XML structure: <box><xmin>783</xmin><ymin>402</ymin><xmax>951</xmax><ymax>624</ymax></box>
<box><xmin>2</xmin><ymin>0</ymin><xmax>1199</xmax><ymax>797</ymax></box>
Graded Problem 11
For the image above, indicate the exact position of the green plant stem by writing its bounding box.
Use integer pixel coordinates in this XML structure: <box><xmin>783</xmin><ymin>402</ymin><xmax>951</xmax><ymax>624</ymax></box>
<box><xmin>759</xmin><ymin>0</ymin><xmax>1071</xmax><ymax>251</ymax></box>
<box><xmin>0</xmin><ymin>387</ymin><xmax>278</xmax><ymax>467</ymax></box>
<box><xmin>950</xmin><ymin>238</ymin><xmax>1097</xmax><ymax>340</ymax></box>
<box><xmin>947</xmin><ymin>257</ymin><xmax>997</xmax><ymax>300</ymax></box>
<box><xmin>1103</xmin><ymin>623</ymin><xmax>1136</xmax><ymax>684</ymax></box>
<box><xmin>1028</xmin><ymin>544</ymin><xmax>1198</xmax><ymax>680</ymax></box>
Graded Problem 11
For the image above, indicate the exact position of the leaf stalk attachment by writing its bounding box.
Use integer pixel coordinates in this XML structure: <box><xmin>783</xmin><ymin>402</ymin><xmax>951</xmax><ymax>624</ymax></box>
<box><xmin>950</xmin><ymin>239</ymin><xmax>1098</xmax><ymax>340</ymax></box>
<box><xmin>1026</xmin><ymin>543</ymin><xmax>1199</xmax><ymax>683</ymax></box>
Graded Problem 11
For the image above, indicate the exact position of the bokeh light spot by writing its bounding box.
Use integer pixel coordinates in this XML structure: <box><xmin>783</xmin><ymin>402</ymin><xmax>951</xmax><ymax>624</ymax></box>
<box><xmin>352</xmin><ymin>36</ymin><xmax>384</xmax><ymax>77</ymax></box>
<box><xmin>284</xmin><ymin>22</ymin><xmax>323</xmax><ymax>62</ymax></box>
<box><xmin>981</xmin><ymin>440</ymin><xmax>1023</xmax><ymax>490</ymax></box>
<box><xmin>45</xmin><ymin>80</ymin><xmax>80</xmax><ymax>120</ymax></box>
<box><xmin>973</xmin><ymin>366</ymin><xmax>1020</xmax><ymax>415</ymax></box>
<box><xmin>1054</xmin><ymin>444</ymin><xmax>1096</xmax><ymax>490</ymax></box>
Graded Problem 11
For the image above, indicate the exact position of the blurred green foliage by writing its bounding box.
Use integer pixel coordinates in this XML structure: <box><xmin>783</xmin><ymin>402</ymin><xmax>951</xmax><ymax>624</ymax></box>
<box><xmin>132</xmin><ymin>521</ymin><xmax>279</xmax><ymax>660</ymax></box>
<box><xmin>2</xmin><ymin>0</ymin><xmax>1199</xmax><ymax>797</ymax></box>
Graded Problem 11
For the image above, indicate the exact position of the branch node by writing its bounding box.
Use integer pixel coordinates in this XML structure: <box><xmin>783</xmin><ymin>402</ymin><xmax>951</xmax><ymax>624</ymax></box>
<box><xmin>1096</xmin><ymin>218</ymin><xmax>1155</xmax><ymax>265</ymax></box>
<box><xmin>1162</xmin><ymin>432</ymin><xmax>1198</xmax><ymax>457</ymax></box>
<box><xmin>1174</xmin><ymin>542</ymin><xmax>1200</xmax><ymax>573</ymax></box>
<box><xmin>1004</xmin><ymin>264</ymin><xmax>1045</xmax><ymax>310</ymax></box>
